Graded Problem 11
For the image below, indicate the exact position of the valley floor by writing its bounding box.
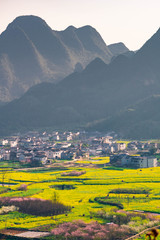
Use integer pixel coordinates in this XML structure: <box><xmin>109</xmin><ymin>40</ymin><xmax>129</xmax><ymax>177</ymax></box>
<box><xmin>0</xmin><ymin>157</ymin><xmax>160</xmax><ymax>239</ymax></box>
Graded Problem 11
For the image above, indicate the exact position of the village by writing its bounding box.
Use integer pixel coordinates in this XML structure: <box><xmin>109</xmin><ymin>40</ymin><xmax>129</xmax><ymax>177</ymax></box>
<box><xmin>0</xmin><ymin>131</ymin><xmax>159</xmax><ymax>169</ymax></box>
<box><xmin>0</xmin><ymin>131</ymin><xmax>160</xmax><ymax>239</ymax></box>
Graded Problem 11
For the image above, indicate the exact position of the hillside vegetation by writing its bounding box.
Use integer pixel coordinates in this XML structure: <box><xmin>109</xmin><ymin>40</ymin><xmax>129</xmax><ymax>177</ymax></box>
<box><xmin>1</xmin><ymin>28</ymin><xmax>160</xmax><ymax>138</ymax></box>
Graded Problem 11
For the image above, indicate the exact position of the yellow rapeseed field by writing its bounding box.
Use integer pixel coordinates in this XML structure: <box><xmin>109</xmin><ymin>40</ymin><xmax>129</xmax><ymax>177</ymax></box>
<box><xmin>1</xmin><ymin>160</ymin><xmax>160</xmax><ymax>229</ymax></box>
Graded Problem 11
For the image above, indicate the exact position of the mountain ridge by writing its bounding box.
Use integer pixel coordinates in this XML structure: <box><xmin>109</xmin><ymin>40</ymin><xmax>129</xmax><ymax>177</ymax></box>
<box><xmin>0</xmin><ymin>15</ymin><xmax>116</xmax><ymax>102</ymax></box>
<box><xmin>0</xmin><ymin>24</ymin><xmax>160</xmax><ymax>138</ymax></box>
<box><xmin>108</xmin><ymin>42</ymin><xmax>129</xmax><ymax>55</ymax></box>
<box><xmin>1</xmin><ymin>17</ymin><xmax>159</xmax><ymax>138</ymax></box>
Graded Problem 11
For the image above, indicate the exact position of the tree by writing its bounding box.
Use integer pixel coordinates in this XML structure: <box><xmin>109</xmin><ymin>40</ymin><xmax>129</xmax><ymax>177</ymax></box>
<box><xmin>51</xmin><ymin>191</ymin><xmax>59</xmax><ymax>203</ymax></box>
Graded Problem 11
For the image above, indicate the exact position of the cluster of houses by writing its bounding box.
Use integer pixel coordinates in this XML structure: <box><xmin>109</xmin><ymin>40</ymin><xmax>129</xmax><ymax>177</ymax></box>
<box><xmin>0</xmin><ymin>131</ymin><xmax>90</xmax><ymax>165</ymax></box>
<box><xmin>87</xmin><ymin>136</ymin><xmax>126</xmax><ymax>155</ymax></box>
<box><xmin>88</xmin><ymin>138</ymin><xmax>158</xmax><ymax>155</ymax></box>
<box><xmin>0</xmin><ymin>132</ymin><xmax>121</xmax><ymax>166</ymax></box>
<box><xmin>127</xmin><ymin>141</ymin><xmax>160</xmax><ymax>152</ymax></box>
<box><xmin>92</xmin><ymin>139</ymin><xmax>160</xmax><ymax>155</ymax></box>
<box><xmin>0</xmin><ymin>131</ymin><xmax>159</xmax><ymax>168</ymax></box>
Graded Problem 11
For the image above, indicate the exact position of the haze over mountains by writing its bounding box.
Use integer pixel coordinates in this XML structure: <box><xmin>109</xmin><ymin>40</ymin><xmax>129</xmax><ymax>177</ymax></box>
<box><xmin>0</xmin><ymin>15</ymin><xmax>122</xmax><ymax>102</ymax></box>
<box><xmin>0</xmin><ymin>15</ymin><xmax>160</xmax><ymax>138</ymax></box>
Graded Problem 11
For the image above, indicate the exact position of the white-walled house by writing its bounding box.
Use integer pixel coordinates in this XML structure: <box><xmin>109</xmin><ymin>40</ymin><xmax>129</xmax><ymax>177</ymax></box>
<box><xmin>2</xmin><ymin>150</ymin><xmax>10</xmax><ymax>160</ymax></box>
<box><xmin>0</xmin><ymin>139</ymin><xmax>9</xmax><ymax>146</ymax></box>
<box><xmin>134</xmin><ymin>156</ymin><xmax>157</xmax><ymax>168</ymax></box>
<box><xmin>10</xmin><ymin>140</ymin><xmax>18</xmax><ymax>148</ymax></box>
<box><xmin>121</xmin><ymin>155</ymin><xmax>157</xmax><ymax>168</ymax></box>
<box><xmin>46</xmin><ymin>150</ymin><xmax>62</xmax><ymax>159</ymax></box>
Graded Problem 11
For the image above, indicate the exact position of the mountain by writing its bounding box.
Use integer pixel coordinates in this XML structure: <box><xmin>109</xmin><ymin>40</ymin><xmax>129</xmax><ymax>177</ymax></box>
<box><xmin>0</xmin><ymin>58</ymin><xmax>110</xmax><ymax>135</ymax></box>
<box><xmin>87</xmin><ymin>28</ymin><xmax>160</xmax><ymax>138</ymax></box>
<box><xmin>108</xmin><ymin>42</ymin><xmax>135</xmax><ymax>60</ymax></box>
<box><xmin>108</xmin><ymin>42</ymin><xmax>129</xmax><ymax>56</ymax></box>
<box><xmin>57</xmin><ymin>25</ymin><xmax>112</xmax><ymax>66</ymax></box>
<box><xmin>0</xmin><ymin>15</ymin><xmax>113</xmax><ymax>102</ymax></box>
<box><xmin>0</xmin><ymin>28</ymin><xmax>160</xmax><ymax>138</ymax></box>
<box><xmin>89</xmin><ymin>95</ymin><xmax>160</xmax><ymax>139</ymax></box>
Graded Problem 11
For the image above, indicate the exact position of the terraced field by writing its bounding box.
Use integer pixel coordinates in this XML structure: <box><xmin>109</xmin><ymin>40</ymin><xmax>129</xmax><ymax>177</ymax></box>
<box><xmin>0</xmin><ymin>158</ymin><xmax>160</xmax><ymax>233</ymax></box>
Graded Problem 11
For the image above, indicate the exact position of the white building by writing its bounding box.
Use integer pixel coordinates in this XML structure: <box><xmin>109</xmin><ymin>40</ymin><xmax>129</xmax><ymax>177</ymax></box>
<box><xmin>137</xmin><ymin>157</ymin><xmax>157</xmax><ymax>168</ymax></box>
<box><xmin>52</xmin><ymin>135</ymin><xmax>60</xmax><ymax>141</ymax></box>
<box><xmin>46</xmin><ymin>150</ymin><xmax>62</xmax><ymax>159</ymax></box>
<box><xmin>117</xmin><ymin>143</ymin><xmax>126</xmax><ymax>151</ymax></box>
<box><xmin>10</xmin><ymin>140</ymin><xmax>18</xmax><ymax>147</ymax></box>
<box><xmin>121</xmin><ymin>155</ymin><xmax>157</xmax><ymax>168</ymax></box>
<box><xmin>0</xmin><ymin>139</ymin><xmax>9</xmax><ymax>146</ymax></box>
<box><xmin>3</xmin><ymin>150</ymin><xmax>10</xmax><ymax>160</ymax></box>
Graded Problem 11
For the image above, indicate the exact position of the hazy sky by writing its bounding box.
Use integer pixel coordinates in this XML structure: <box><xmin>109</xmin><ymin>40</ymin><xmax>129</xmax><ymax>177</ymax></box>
<box><xmin>0</xmin><ymin>0</ymin><xmax>160</xmax><ymax>50</ymax></box>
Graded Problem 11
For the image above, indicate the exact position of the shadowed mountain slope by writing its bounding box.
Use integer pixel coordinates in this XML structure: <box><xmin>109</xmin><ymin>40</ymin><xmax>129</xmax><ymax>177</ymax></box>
<box><xmin>0</xmin><ymin>28</ymin><xmax>160</xmax><ymax>138</ymax></box>
<box><xmin>88</xmin><ymin>95</ymin><xmax>160</xmax><ymax>139</ymax></box>
<box><xmin>0</xmin><ymin>15</ymin><xmax>113</xmax><ymax>101</ymax></box>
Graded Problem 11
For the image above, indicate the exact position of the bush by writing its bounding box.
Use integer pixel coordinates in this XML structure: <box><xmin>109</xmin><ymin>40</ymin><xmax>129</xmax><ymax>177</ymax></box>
<box><xmin>0</xmin><ymin>205</ymin><xmax>19</xmax><ymax>214</ymax></box>
<box><xmin>0</xmin><ymin>197</ymin><xmax>71</xmax><ymax>216</ymax></box>
<box><xmin>57</xmin><ymin>177</ymin><xmax>89</xmax><ymax>181</ymax></box>
<box><xmin>51</xmin><ymin>220</ymin><xmax>134</xmax><ymax>240</ymax></box>
<box><xmin>50</xmin><ymin>184</ymin><xmax>76</xmax><ymax>190</ymax></box>
<box><xmin>61</xmin><ymin>171</ymin><xmax>86</xmax><ymax>176</ymax></box>
<box><xmin>91</xmin><ymin>209</ymin><xmax>158</xmax><ymax>227</ymax></box>
<box><xmin>17</xmin><ymin>184</ymin><xmax>28</xmax><ymax>191</ymax></box>
<box><xmin>0</xmin><ymin>187</ymin><xmax>9</xmax><ymax>194</ymax></box>
<box><xmin>109</xmin><ymin>188</ymin><xmax>150</xmax><ymax>194</ymax></box>
<box><xmin>95</xmin><ymin>197</ymin><xmax>124</xmax><ymax>209</ymax></box>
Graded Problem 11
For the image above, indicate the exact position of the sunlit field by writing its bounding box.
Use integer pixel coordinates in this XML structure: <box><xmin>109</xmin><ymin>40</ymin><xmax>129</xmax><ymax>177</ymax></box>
<box><xmin>1</xmin><ymin>157</ymin><xmax>160</xmax><ymax>232</ymax></box>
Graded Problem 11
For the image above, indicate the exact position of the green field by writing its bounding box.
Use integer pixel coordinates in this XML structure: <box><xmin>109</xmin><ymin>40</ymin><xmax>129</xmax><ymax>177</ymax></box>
<box><xmin>0</xmin><ymin>157</ymin><xmax>160</xmax><ymax>236</ymax></box>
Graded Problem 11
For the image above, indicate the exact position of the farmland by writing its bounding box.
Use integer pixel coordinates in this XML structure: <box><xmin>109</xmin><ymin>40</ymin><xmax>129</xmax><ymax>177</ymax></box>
<box><xmin>0</xmin><ymin>157</ymin><xmax>160</xmax><ymax>238</ymax></box>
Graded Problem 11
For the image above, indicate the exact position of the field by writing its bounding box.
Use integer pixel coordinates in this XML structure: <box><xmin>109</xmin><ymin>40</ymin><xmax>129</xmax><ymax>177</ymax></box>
<box><xmin>0</xmin><ymin>157</ymin><xmax>160</xmax><ymax>237</ymax></box>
